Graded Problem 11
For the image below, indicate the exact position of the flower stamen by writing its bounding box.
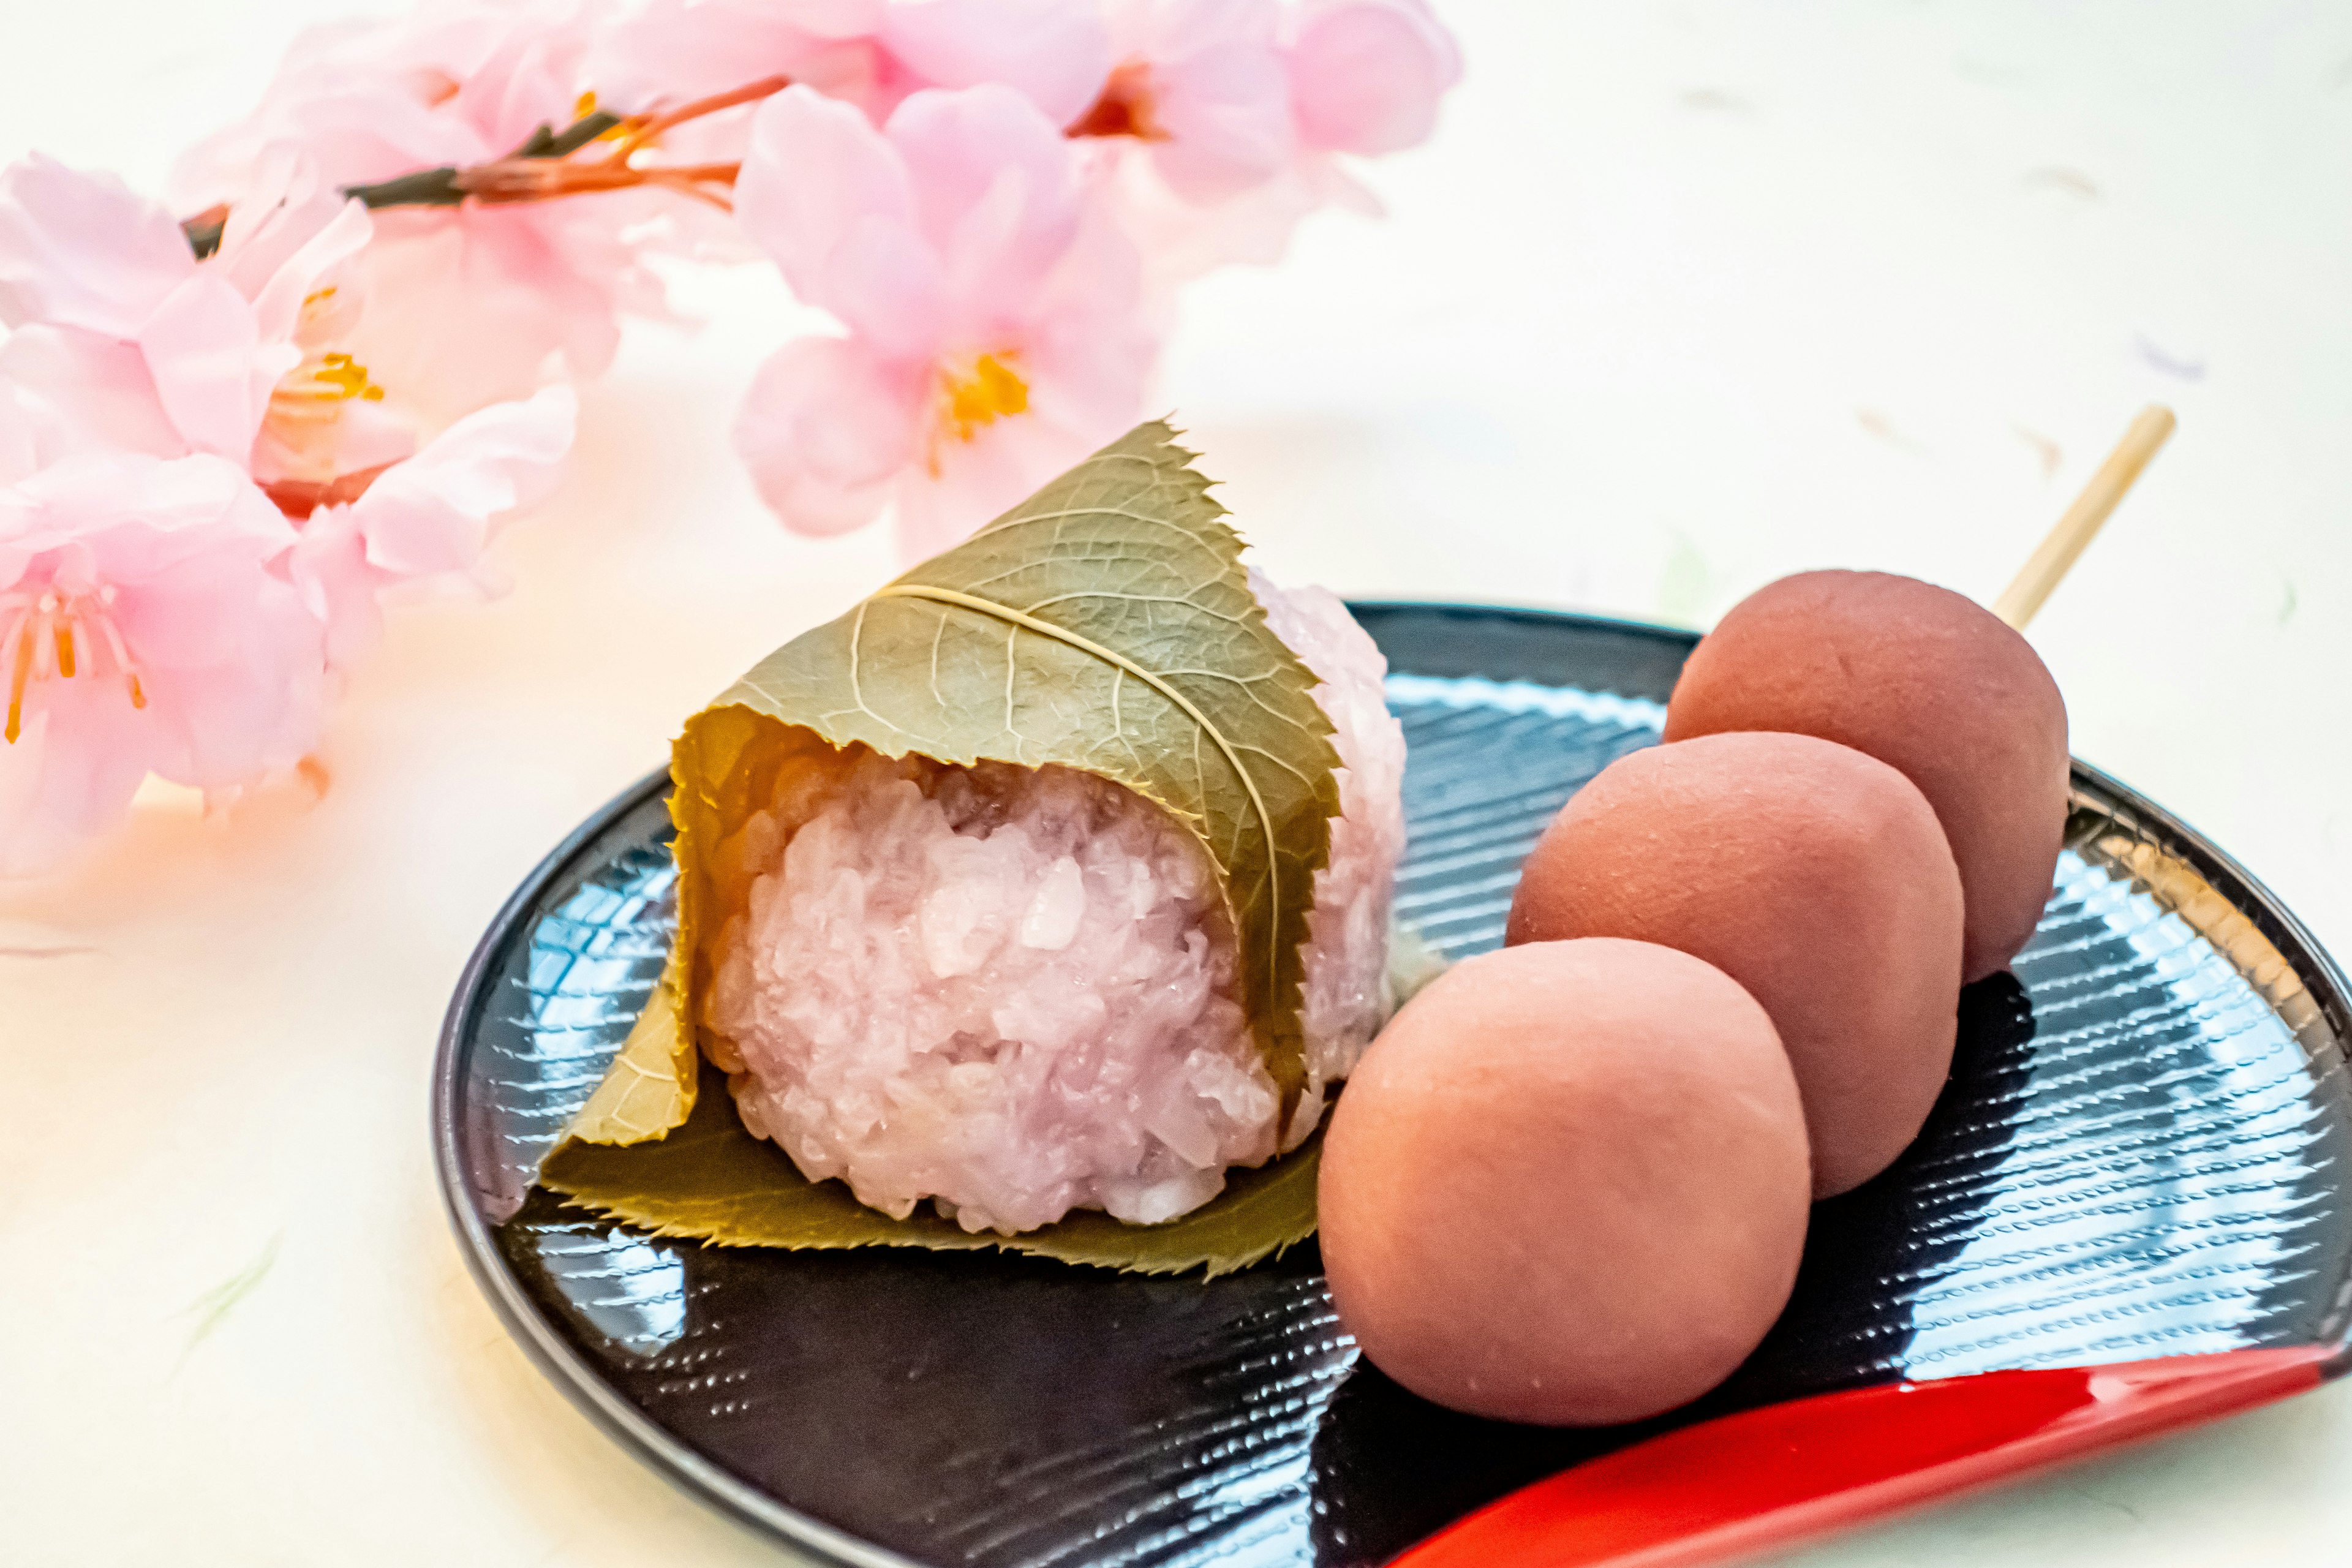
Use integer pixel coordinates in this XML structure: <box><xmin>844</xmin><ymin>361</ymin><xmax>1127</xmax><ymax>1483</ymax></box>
<box><xmin>315</xmin><ymin>352</ymin><xmax>385</xmax><ymax>401</ymax></box>
<box><xmin>925</xmin><ymin>353</ymin><xmax>1033</xmax><ymax>477</ymax></box>
<box><xmin>942</xmin><ymin>353</ymin><xmax>1031</xmax><ymax>440</ymax></box>
<box><xmin>262</xmin><ymin>349</ymin><xmax>391</xmax><ymax>491</ymax></box>
<box><xmin>274</xmin><ymin>350</ymin><xmax>386</xmax><ymax>410</ymax></box>
<box><xmin>4</xmin><ymin>612</ymin><xmax>32</xmax><ymax>744</ymax></box>
<box><xmin>1068</xmin><ymin>62</ymin><xmax>1166</xmax><ymax>141</ymax></box>
<box><xmin>1</xmin><ymin>586</ymin><xmax>147</xmax><ymax>743</ymax></box>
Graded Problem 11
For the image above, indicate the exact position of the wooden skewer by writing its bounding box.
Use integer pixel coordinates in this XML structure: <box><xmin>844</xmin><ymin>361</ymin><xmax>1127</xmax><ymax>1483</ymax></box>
<box><xmin>1993</xmin><ymin>404</ymin><xmax>2176</xmax><ymax>630</ymax></box>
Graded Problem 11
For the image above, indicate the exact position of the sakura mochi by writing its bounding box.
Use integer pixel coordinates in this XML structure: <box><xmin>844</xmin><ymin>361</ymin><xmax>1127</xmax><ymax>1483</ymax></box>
<box><xmin>701</xmin><ymin>571</ymin><xmax>1405</xmax><ymax>1235</ymax></box>
<box><xmin>556</xmin><ymin>426</ymin><xmax>1400</xmax><ymax>1268</ymax></box>
<box><xmin>1507</xmin><ymin>732</ymin><xmax>1966</xmax><ymax>1198</ymax></box>
<box><xmin>1664</xmin><ymin>570</ymin><xmax>2070</xmax><ymax>982</ymax></box>
<box><xmin>1319</xmin><ymin>939</ymin><xmax>1812</xmax><ymax>1427</ymax></box>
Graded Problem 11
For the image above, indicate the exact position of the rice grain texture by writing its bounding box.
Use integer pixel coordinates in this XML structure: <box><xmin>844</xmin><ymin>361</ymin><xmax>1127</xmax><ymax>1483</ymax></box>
<box><xmin>704</xmin><ymin>574</ymin><xmax>1405</xmax><ymax>1234</ymax></box>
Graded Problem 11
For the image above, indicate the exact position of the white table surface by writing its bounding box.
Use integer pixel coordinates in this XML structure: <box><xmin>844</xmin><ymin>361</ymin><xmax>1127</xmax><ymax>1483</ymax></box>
<box><xmin>6</xmin><ymin>2</ymin><xmax>2352</xmax><ymax>1562</ymax></box>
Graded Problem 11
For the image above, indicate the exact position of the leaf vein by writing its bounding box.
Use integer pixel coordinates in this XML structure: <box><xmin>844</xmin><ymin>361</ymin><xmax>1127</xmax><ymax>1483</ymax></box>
<box><xmin>873</xmin><ymin>581</ymin><xmax>1288</xmax><ymax>989</ymax></box>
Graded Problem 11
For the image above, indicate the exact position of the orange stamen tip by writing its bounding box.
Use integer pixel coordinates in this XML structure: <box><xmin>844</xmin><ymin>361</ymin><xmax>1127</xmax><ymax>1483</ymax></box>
<box><xmin>127</xmin><ymin>674</ymin><xmax>147</xmax><ymax>710</ymax></box>
<box><xmin>941</xmin><ymin>352</ymin><xmax>1031</xmax><ymax>441</ymax></box>
<box><xmin>6</xmin><ymin>619</ymin><xmax>32</xmax><ymax>743</ymax></box>
<box><xmin>54</xmin><ymin>625</ymin><xmax>75</xmax><ymax>678</ymax></box>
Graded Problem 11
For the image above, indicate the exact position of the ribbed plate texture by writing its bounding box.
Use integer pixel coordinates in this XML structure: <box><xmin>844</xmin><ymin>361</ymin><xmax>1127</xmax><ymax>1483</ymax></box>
<box><xmin>443</xmin><ymin>612</ymin><xmax>2352</xmax><ymax>1568</ymax></box>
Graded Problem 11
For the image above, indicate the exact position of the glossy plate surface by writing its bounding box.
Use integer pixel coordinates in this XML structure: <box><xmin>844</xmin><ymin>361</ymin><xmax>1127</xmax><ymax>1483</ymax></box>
<box><xmin>435</xmin><ymin>604</ymin><xmax>2352</xmax><ymax>1568</ymax></box>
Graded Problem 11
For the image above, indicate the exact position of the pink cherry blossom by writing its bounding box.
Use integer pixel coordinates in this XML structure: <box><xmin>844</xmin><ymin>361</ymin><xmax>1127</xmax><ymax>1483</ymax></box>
<box><xmin>171</xmin><ymin>0</ymin><xmax>679</xmax><ymax>423</ymax></box>
<box><xmin>0</xmin><ymin>153</ymin><xmax>371</xmax><ymax>468</ymax></box>
<box><xmin>1284</xmin><ymin>0</ymin><xmax>1463</xmax><ymax>157</ymax></box>
<box><xmin>590</xmin><ymin>0</ymin><xmax>886</xmax><ymax>137</ymax></box>
<box><xmin>1061</xmin><ymin>0</ymin><xmax>1459</xmax><ymax>287</ymax></box>
<box><xmin>0</xmin><ymin>0</ymin><xmax>1462</xmax><ymax>871</ymax></box>
<box><xmin>333</xmin><ymin>385</ymin><xmax>574</xmax><ymax>580</ymax></box>
<box><xmin>881</xmin><ymin>0</ymin><xmax>1113</xmax><ymax>125</ymax></box>
<box><xmin>1075</xmin><ymin>0</ymin><xmax>1293</xmax><ymax>203</ymax></box>
<box><xmin>590</xmin><ymin>0</ymin><xmax>878</xmax><ymax>135</ymax></box>
<box><xmin>731</xmin><ymin>81</ymin><xmax>1153</xmax><ymax>555</ymax></box>
<box><xmin>0</xmin><ymin>151</ymin><xmax>576</xmax><ymax>543</ymax></box>
<box><xmin>593</xmin><ymin>0</ymin><xmax>1110</xmax><ymax>140</ymax></box>
<box><xmin>0</xmin><ymin>144</ymin><xmax>579</xmax><ymax>747</ymax></box>
<box><xmin>288</xmin><ymin>384</ymin><xmax>577</xmax><ymax>669</ymax></box>
<box><xmin>0</xmin><ymin>452</ymin><xmax>326</xmax><ymax>876</ymax></box>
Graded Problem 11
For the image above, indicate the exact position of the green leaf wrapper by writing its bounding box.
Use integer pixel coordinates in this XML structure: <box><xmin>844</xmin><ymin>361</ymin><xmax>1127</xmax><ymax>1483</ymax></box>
<box><xmin>546</xmin><ymin>1071</ymin><xmax>1322</xmax><ymax>1278</ymax></box>
<box><xmin>568</xmin><ymin>954</ymin><xmax>696</xmax><ymax>1140</ymax></box>
<box><xmin>553</xmin><ymin>421</ymin><xmax>1346</xmax><ymax>1274</ymax></box>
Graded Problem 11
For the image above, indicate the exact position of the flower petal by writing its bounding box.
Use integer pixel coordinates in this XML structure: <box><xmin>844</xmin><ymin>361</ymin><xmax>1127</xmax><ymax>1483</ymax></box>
<box><xmin>447</xmin><ymin>4</ymin><xmax>600</xmax><ymax>158</ymax></box>
<box><xmin>288</xmin><ymin>504</ymin><xmax>388</xmax><ymax>672</ymax></box>
<box><xmin>0</xmin><ymin>376</ymin><xmax>37</xmax><ymax>486</ymax></box>
<box><xmin>1284</xmin><ymin>0</ymin><xmax>1463</xmax><ymax>156</ymax></box>
<box><xmin>0</xmin><ymin>453</ymin><xmax>326</xmax><ymax>870</ymax></box>
<box><xmin>883</xmin><ymin>0</ymin><xmax>1113</xmax><ymax>127</ymax></box>
<box><xmin>733</xmin><ymin>334</ymin><xmax>923</xmax><ymax>537</ymax></box>
<box><xmin>240</xmin><ymin>194</ymin><xmax>375</xmax><ymax>349</ymax></box>
<box><xmin>0</xmin><ymin>154</ymin><xmax>195</xmax><ymax>336</ymax></box>
<box><xmin>0</xmin><ymin>682</ymin><xmax>154</xmax><ymax>878</ymax></box>
<box><xmin>137</xmin><ymin>273</ymin><xmax>288</xmax><ymax>461</ymax></box>
<box><xmin>737</xmin><ymin>85</ymin><xmax>948</xmax><ymax>356</ymax></box>
<box><xmin>893</xmin><ymin>198</ymin><xmax>1154</xmax><ymax>559</ymax></box>
<box><xmin>170</xmin><ymin>3</ymin><xmax>679</xmax><ymax>423</ymax></box>
<box><xmin>345</xmin><ymin>383</ymin><xmax>577</xmax><ymax>581</ymax></box>
<box><xmin>1137</xmin><ymin>0</ymin><xmax>1295</xmax><ymax>202</ymax></box>
<box><xmin>13</xmin><ymin>452</ymin><xmax>296</xmax><ymax>593</ymax></box>
<box><xmin>893</xmin><ymin>394</ymin><xmax>1129</xmax><ymax>560</ymax></box>
<box><xmin>885</xmin><ymin>85</ymin><xmax>1080</xmax><ymax>328</ymax></box>
<box><xmin>1019</xmin><ymin>205</ymin><xmax>1157</xmax><ymax>415</ymax></box>
<box><xmin>337</xmin><ymin>206</ymin><xmax>620</xmax><ymax>422</ymax></box>
<box><xmin>0</xmin><ymin>326</ymin><xmax>187</xmax><ymax>462</ymax></box>
<box><xmin>174</xmin><ymin>70</ymin><xmax>489</xmax><ymax>203</ymax></box>
<box><xmin>590</xmin><ymin>0</ymin><xmax>887</xmax><ymax>113</ymax></box>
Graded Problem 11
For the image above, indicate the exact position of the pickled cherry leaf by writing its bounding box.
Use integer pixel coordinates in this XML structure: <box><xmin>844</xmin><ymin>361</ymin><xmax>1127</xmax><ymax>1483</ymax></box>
<box><xmin>565</xmin><ymin>955</ymin><xmax>696</xmax><ymax>1144</ymax></box>
<box><xmin>543</xmin><ymin>1071</ymin><xmax>1322</xmax><ymax>1279</ymax></box>
<box><xmin>550</xmin><ymin>422</ymin><xmax>1346</xmax><ymax>1275</ymax></box>
<box><xmin>569</xmin><ymin>420</ymin><xmax>1345</xmax><ymax>1155</ymax></box>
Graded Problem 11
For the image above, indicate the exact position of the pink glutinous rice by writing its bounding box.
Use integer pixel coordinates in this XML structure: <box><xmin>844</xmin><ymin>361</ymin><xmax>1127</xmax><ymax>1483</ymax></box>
<box><xmin>702</xmin><ymin>571</ymin><xmax>1407</xmax><ymax>1235</ymax></box>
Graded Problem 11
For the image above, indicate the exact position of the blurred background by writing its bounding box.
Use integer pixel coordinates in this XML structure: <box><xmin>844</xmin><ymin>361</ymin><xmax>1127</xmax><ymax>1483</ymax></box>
<box><xmin>4</xmin><ymin>3</ymin><xmax>2350</xmax><ymax>1564</ymax></box>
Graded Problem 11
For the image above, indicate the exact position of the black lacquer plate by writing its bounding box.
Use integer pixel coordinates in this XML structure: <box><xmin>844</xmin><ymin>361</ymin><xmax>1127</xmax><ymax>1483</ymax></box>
<box><xmin>435</xmin><ymin>604</ymin><xmax>2352</xmax><ymax>1568</ymax></box>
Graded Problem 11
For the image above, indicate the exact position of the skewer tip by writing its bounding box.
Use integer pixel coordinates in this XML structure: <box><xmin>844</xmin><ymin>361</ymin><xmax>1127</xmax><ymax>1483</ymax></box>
<box><xmin>1992</xmin><ymin>404</ymin><xmax>2176</xmax><ymax>631</ymax></box>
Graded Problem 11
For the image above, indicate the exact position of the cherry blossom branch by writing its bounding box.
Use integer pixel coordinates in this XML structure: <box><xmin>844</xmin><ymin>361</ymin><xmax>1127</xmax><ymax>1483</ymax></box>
<box><xmin>180</xmin><ymin>76</ymin><xmax>791</xmax><ymax>257</ymax></box>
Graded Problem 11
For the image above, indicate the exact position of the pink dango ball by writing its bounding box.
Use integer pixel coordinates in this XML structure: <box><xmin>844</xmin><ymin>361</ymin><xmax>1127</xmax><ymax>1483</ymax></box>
<box><xmin>1506</xmin><ymin>732</ymin><xmax>1965</xmax><ymax>1198</ymax></box>
<box><xmin>1318</xmin><ymin>938</ymin><xmax>1811</xmax><ymax>1427</ymax></box>
<box><xmin>1663</xmin><ymin>570</ymin><xmax>2070</xmax><ymax>983</ymax></box>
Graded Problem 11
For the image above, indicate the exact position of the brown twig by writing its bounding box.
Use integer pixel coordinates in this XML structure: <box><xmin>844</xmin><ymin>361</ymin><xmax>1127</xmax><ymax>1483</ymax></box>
<box><xmin>182</xmin><ymin>75</ymin><xmax>791</xmax><ymax>257</ymax></box>
<box><xmin>616</xmin><ymin>75</ymin><xmax>791</xmax><ymax>152</ymax></box>
<box><xmin>456</xmin><ymin>157</ymin><xmax>745</xmax><ymax>203</ymax></box>
<box><xmin>175</xmin><ymin>76</ymin><xmax>800</xmax><ymax>524</ymax></box>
